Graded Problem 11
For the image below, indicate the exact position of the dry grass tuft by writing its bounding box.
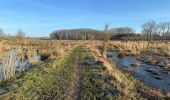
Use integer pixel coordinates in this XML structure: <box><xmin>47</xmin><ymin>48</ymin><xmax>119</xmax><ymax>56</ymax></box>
<box><xmin>108</xmin><ymin>41</ymin><xmax>170</xmax><ymax>56</ymax></box>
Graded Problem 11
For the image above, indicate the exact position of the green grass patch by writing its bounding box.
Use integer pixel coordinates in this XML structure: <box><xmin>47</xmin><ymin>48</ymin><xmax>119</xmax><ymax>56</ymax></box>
<box><xmin>0</xmin><ymin>46</ymin><xmax>84</xmax><ymax>99</ymax></box>
<box><xmin>80</xmin><ymin>50</ymin><xmax>117</xmax><ymax>99</ymax></box>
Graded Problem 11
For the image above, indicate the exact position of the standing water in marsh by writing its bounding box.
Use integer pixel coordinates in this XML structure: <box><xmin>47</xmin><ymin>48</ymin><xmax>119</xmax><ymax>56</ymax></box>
<box><xmin>107</xmin><ymin>51</ymin><xmax>170</xmax><ymax>92</ymax></box>
<box><xmin>0</xmin><ymin>48</ymin><xmax>50</xmax><ymax>80</ymax></box>
<box><xmin>0</xmin><ymin>49</ymin><xmax>31</xmax><ymax>80</ymax></box>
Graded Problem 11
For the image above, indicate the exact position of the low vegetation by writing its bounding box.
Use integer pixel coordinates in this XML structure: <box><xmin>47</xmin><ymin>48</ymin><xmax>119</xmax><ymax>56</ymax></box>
<box><xmin>108</xmin><ymin>41</ymin><xmax>170</xmax><ymax>56</ymax></box>
<box><xmin>0</xmin><ymin>45</ymin><xmax>82</xmax><ymax>99</ymax></box>
<box><xmin>0</xmin><ymin>37</ymin><xmax>169</xmax><ymax>99</ymax></box>
<box><xmin>89</xmin><ymin>46</ymin><xmax>170</xmax><ymax>99</ymax></box>
<box><xmin>80</xmin><ymin>49</ymin><xmax>117</xmax><ymax>99</ymax></box>
<box><xmin>107</xmin><ymin>41</ymin><xmax>170</xmax><ymax>69</ymax></box>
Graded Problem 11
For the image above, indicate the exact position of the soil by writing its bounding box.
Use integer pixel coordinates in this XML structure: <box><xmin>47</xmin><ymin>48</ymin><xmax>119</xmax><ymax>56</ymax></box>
<box><xmin>66</xmin><ymin>54</ymin><xmax>83</xmax><ymax>100</ymax></box>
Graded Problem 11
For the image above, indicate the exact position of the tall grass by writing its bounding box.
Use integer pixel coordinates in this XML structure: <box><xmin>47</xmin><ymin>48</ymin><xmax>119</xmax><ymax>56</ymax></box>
<box><xmin>0</xmin><ymin>38</ymin><xmax>80</xmax><ymax>81</ymax></box>
<box><xmin>109</xmin><ymin>41</ymin><xmax>170</xmax><ymax>56</ymax></box>
<box><xmin>0</xmin><ymin>51</ymin><xmax>20</xmax><ymax>80</ymax></box>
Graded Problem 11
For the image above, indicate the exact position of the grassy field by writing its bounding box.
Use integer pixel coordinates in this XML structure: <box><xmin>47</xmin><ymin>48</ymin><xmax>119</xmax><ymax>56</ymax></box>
<box><xmin>0</xmin><ymin>38</ymin><xmax>170</xmax><ymax>99</ymax></box>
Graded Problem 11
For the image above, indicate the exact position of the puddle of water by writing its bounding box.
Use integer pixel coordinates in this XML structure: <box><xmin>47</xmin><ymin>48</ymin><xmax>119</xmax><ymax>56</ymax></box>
<box><xmin>107</xmin><ymin>51</ymin><xmax>170</xmax><ymax>92</ymax></box>
<box><xmin>85</xmin><ymin>56</ymin><xmax>98</xmax><ymax>66</ymax></box>
<box><xmin>34</xmin><ymin>54</ymin><xmax>41</xmax><ymax>62</ymax></box>
<box><xmin>105</xmin><ymin>88</ymin><xmax>117</xmax><ymax>95</ymax></box>
<box><xmin>0</xmin><ymin>49</ymin><xmax>31</xmax><ymax>80</ymax></box>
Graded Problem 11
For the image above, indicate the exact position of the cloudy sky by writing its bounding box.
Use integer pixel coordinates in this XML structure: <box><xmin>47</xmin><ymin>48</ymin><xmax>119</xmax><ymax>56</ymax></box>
<box><xmin>0</xmin><ymin>0</ymin><xmax>170</xmax><ymax>37</ymax></box>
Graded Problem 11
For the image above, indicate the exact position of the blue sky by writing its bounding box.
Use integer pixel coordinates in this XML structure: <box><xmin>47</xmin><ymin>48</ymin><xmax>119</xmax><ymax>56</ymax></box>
<box><xmin>0</xmin><ymin>0</ymin><xmax>170</xmax><ymax>37</ymax></box>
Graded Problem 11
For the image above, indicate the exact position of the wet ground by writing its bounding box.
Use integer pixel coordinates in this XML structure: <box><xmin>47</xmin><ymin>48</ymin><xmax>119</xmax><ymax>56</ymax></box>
<box><xmin>0</xmin><ymin>49</ymin><xmax>30</xmax><ymax>80</ymax></box>
<box><xmin>84</xmin><ymin>56</ymin><xmax>118</xmax><ymax>96</ymax></box>
<box><xmin>141</xmin><ymin>53</ymin><xmax>170</xmax><ymax>69</ymax></box>
<box><xmin>107</xmin><ymin>51</ymin><xmax>170</xmax><ymax>92</ymax></box>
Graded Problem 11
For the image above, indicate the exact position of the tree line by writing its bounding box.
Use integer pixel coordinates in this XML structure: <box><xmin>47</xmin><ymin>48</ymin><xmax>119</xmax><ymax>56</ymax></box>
<box><xmin>142</xmin><ymin>20</ymin><xmax>170</xmax><ymax>41</ymax></box>
<box><xmin>50</xmin><ymin>28</ymin><xmax>103</xmax><ymax>40</ymax></box>
<box><xmin>50</xmin><ymin>20</ymin><xmax>170</xmax><ymax>41</ymax></box>
<box><xmin>50</xmin><ymin>27</ymin><xmax>136</xmax><ymax>40</ymax></box>
<box><xmin>1</xmin><ymin>20</ymin><xmax>170</xmax><ymax>41</ymax></box>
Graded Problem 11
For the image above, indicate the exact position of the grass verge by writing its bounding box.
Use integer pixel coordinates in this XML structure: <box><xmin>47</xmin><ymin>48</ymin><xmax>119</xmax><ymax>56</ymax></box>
<box><xmin>79</xmin><ymin>48</ymin><xmax>119</xmax><ymax>99</ymax></box>
<box><xmin>0</xmin><ymin>46</ymin><xmax>83</xmax><ymax>100</ymax></box>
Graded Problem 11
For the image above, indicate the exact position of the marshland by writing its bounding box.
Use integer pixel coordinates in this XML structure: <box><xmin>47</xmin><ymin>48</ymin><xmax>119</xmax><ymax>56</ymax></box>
<box><xmin>1</xmin><ymin>0</ymin><xmax>170</xmax><ymax>99</ymax></box>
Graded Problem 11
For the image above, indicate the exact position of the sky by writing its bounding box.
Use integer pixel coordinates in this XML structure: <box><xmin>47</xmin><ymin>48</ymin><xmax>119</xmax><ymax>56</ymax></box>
<box><xmin>0</xmin><ymin>0</ymin><xmax>170</xmax><ymax>37</ymax></box>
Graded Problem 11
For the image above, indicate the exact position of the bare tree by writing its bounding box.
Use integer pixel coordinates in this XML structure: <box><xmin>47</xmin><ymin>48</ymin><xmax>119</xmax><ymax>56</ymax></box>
<box><xmin>141</xmin><ymin>20</ymin><xmax>170</xmax><ymax>41</ymax></box>
<box><xmin>164</xmin><ymin>22</ymin><xmax>170</xmax><ymax>40</ymax></box>
<box><xmin>159</xmin><ymin>22</ymin><xmax>167</xmax><ymax>40</ymax></box>
<box><xmin>16</xmin><ymin>29</ymin><xmax>25</xmax><ymax>39</ymax></box>
<box><xmin>102</xmin><ymin>24</ymin><xmax>110</xmax><ymax>58</ymax></box>
<box><xmin>142</xmin><ymin>20</ymin><xmax>157</xmax><ymax>41</ymax></box>
<box><xmin>152</xmin><ymin>23</ymin><xmax>159</xmax><ymax>39</ymax></box>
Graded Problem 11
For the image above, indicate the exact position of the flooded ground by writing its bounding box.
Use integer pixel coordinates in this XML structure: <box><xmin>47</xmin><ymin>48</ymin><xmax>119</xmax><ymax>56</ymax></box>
<box><xmin>0</xmin><ymin>48</ymin><xmax>50</xmax><ymax>81</ymax></box>
<box><xmin>0</xmin><ymin>49</ymin><xmax>30</xmax><ymax>80</ymax></box>
<box><xmin>107</xmin><ymin>51</ymin><xmax>170</xmax><ymax>92</ymax></box>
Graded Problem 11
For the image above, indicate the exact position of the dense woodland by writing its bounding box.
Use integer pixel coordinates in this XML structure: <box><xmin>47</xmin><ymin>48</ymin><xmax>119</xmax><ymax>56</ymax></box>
<box><xmin>50</xmin><ymin>28</ymin><xmax>103</xmax><ymax>40</ymax></box>
<box><xmin>50</xmin><ymin>27</ymin><xmax>139</xmax><ymax>40</ymax></box>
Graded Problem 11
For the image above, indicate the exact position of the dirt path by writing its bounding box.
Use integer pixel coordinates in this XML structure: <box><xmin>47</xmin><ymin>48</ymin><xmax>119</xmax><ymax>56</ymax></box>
<box><xmin>66</xmin><ymin>54</ymin><xmax>83</xmax><ymax>100</ymax></box>
<box><xmin>74</xmin><ymin>59</ymin><xmax>82</xmax><ymax>100</ymax></box>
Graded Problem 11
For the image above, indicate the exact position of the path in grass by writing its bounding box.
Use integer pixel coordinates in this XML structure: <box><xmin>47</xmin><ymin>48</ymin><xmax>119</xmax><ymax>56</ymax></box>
<box><xmin>74</xmin><ymin>55</ymin><xmax>83</xmax><ymax>99</ymax></box>
<box><xmin>2</xmin><ymin>45</ymin><xmax>168</xmax><ymax>99</ymax></box>
<box><xmin>66</xmin><ymin>51</ymin><xmax>83</xmax><ymax>100</ymax></box>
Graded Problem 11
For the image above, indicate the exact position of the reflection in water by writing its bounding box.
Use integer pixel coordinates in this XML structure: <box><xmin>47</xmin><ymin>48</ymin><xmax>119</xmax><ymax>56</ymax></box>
<box><xmin>0</xmin><ymin>49</ymin><xmax>31</xmax><ymax>80</ymax></box>
<box><xmin>107</xmin><ymin>51</ymin><xmax>170</xmax><ymax>92</ymax></box>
